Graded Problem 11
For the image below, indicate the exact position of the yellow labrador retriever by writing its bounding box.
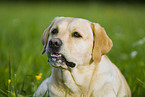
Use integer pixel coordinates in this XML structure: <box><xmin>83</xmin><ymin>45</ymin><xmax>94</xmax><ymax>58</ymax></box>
<box><xmin>33</xmin><ymin>17</ymin><xmax>131</xmax><ymax>97</ymax></box>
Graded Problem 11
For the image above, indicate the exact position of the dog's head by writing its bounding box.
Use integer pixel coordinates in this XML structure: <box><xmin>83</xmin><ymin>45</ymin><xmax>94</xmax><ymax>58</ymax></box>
<box><xmin>41</xmin><ymin>17</ymin><xmax>113</xmax><ymax>69</ymax></box>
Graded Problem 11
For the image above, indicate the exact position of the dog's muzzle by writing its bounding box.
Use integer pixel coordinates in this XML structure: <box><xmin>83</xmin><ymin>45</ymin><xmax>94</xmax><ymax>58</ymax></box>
<box><xmin>48</xmin><ymin>38</ymin><xmax>76</xmax><ymax>69</ymax></box>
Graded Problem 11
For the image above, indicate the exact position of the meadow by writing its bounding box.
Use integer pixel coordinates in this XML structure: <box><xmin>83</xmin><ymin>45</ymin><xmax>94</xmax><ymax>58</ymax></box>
<box><xmin>0</xmin><ymin>2</ymin><xmax>145</xmax><ymax>97</ymax></box>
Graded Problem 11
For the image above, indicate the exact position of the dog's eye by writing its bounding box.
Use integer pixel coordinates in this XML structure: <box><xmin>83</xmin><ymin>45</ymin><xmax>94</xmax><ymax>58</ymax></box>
<box><xmin>51</xmin><ymin>29</ymin><xmax>58</xmax><ymax>35</ymax></box>
<box><xmin>72</xmin><ymin>32</ymin><xmax>82</xmax><ymax>38</ymax></box>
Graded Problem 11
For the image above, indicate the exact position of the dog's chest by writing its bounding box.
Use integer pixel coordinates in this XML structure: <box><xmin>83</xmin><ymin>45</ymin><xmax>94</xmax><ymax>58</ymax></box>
<box><xmin>48</xmin><ymin>67</ymin><xmax>94</xmax><ymax>96</ymax></box>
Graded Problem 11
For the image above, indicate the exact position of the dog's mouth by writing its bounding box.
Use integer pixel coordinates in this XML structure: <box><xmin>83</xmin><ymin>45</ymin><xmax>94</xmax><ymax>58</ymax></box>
<box><xmin>49</xmin><ymin>53</ymin><xmax>76</xmax><ymax>68</ymax></box>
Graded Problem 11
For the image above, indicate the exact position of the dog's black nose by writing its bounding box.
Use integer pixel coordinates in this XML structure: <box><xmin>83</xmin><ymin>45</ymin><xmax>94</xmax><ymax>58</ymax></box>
<box><xmin>49</xmin><ymin>38</ymin><xmax>62</xmax><ymax>51</ymax></box>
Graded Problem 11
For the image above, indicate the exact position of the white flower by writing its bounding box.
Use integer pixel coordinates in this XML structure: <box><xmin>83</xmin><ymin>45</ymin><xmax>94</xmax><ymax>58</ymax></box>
<box><xmin>133</xmin><ymin>37</ymin><xmax>145</xmax><ymax>47</ymax></box>
<box><xmin>130</xmin><ymin>51</ymin><xmax>138</xmax><ymax>58</ymax></box>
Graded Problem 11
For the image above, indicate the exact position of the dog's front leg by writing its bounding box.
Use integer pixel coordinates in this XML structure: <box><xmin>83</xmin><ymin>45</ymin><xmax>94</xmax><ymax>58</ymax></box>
<box><xmin>33</xmin><ymin>78</ymin><xmax>49</xmax><ymax>97</ymax></box>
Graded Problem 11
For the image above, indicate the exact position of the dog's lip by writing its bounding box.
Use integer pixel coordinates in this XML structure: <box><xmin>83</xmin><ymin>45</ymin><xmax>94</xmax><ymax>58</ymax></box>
<box><xmin>49</xmin><ymin>53</ymin><xmax>76</xmax><ymax>68</ymax></box>
<box><xmin>51</xmin><ymin>53</ymin><xmax>62</xmax><ymax>57</ymax></box>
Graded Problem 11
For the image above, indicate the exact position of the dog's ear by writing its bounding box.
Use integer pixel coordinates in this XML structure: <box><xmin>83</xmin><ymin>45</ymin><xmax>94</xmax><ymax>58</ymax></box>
<box><xmin>91</xmin><ymin>23</ymin><xmax>113</xmax><ymax>63</ymax></box>
<box><xmin>41</xmin><ymin>26</ymin><xmax>51</xmax><ymax>54</ymax></box>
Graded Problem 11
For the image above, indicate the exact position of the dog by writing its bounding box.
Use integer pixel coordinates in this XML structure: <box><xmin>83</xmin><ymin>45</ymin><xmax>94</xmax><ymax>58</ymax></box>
<box><xmin>33</xmin><ymin>17</ymin><xmax>131</xmax><ymax>97</ymax></box>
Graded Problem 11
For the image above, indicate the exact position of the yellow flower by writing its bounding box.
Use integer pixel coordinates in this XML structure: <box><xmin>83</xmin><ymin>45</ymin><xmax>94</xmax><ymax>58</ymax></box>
<box><xmin>35</xmin><ymin>73</ymin><xmax>42</xmax><ymax>80</ymax></box>
<box><xmin>8</xmin><ymin>79</ymin><xmax>11</xmax><ymax>84</ymax></box>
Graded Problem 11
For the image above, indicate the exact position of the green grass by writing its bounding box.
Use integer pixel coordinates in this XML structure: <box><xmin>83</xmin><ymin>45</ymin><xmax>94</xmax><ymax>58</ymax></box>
<box><xmin>0</xmin><ymin>2</ymin><xmax>145</xmax><ymax>97</ymax></box>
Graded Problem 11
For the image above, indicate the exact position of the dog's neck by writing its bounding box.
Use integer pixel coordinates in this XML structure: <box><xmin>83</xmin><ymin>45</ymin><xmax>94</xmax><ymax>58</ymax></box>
<box><xmin>50</xmin><ymin>62</ymin><xmax>96</xmax><ymax>95</ymax></box>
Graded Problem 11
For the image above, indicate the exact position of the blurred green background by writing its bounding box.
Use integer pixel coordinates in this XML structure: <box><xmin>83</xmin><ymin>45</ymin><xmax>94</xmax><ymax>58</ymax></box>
<box><xmin>0</xmin><ymin>1</ymin><xmax>145</xmax><ymax>97</ymax></box>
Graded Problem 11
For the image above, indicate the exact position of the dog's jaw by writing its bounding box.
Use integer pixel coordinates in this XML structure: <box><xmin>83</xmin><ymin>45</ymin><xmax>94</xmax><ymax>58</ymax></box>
<box><xmin>48</xmin><ymin>53</ymin><xmax>76</xmax><ymax>69</ymax></box>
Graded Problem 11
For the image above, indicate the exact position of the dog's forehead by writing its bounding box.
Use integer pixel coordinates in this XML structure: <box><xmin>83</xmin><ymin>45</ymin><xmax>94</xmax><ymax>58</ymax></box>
<box><xmin>54</xmin><ymin>17</ymin><xmax>91</xmax><ymax>26</ymax></box>
<box><xmin>69</xmin><ymin>18</ymin><xmax>91</xmax><ymax>29</ymax></box>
